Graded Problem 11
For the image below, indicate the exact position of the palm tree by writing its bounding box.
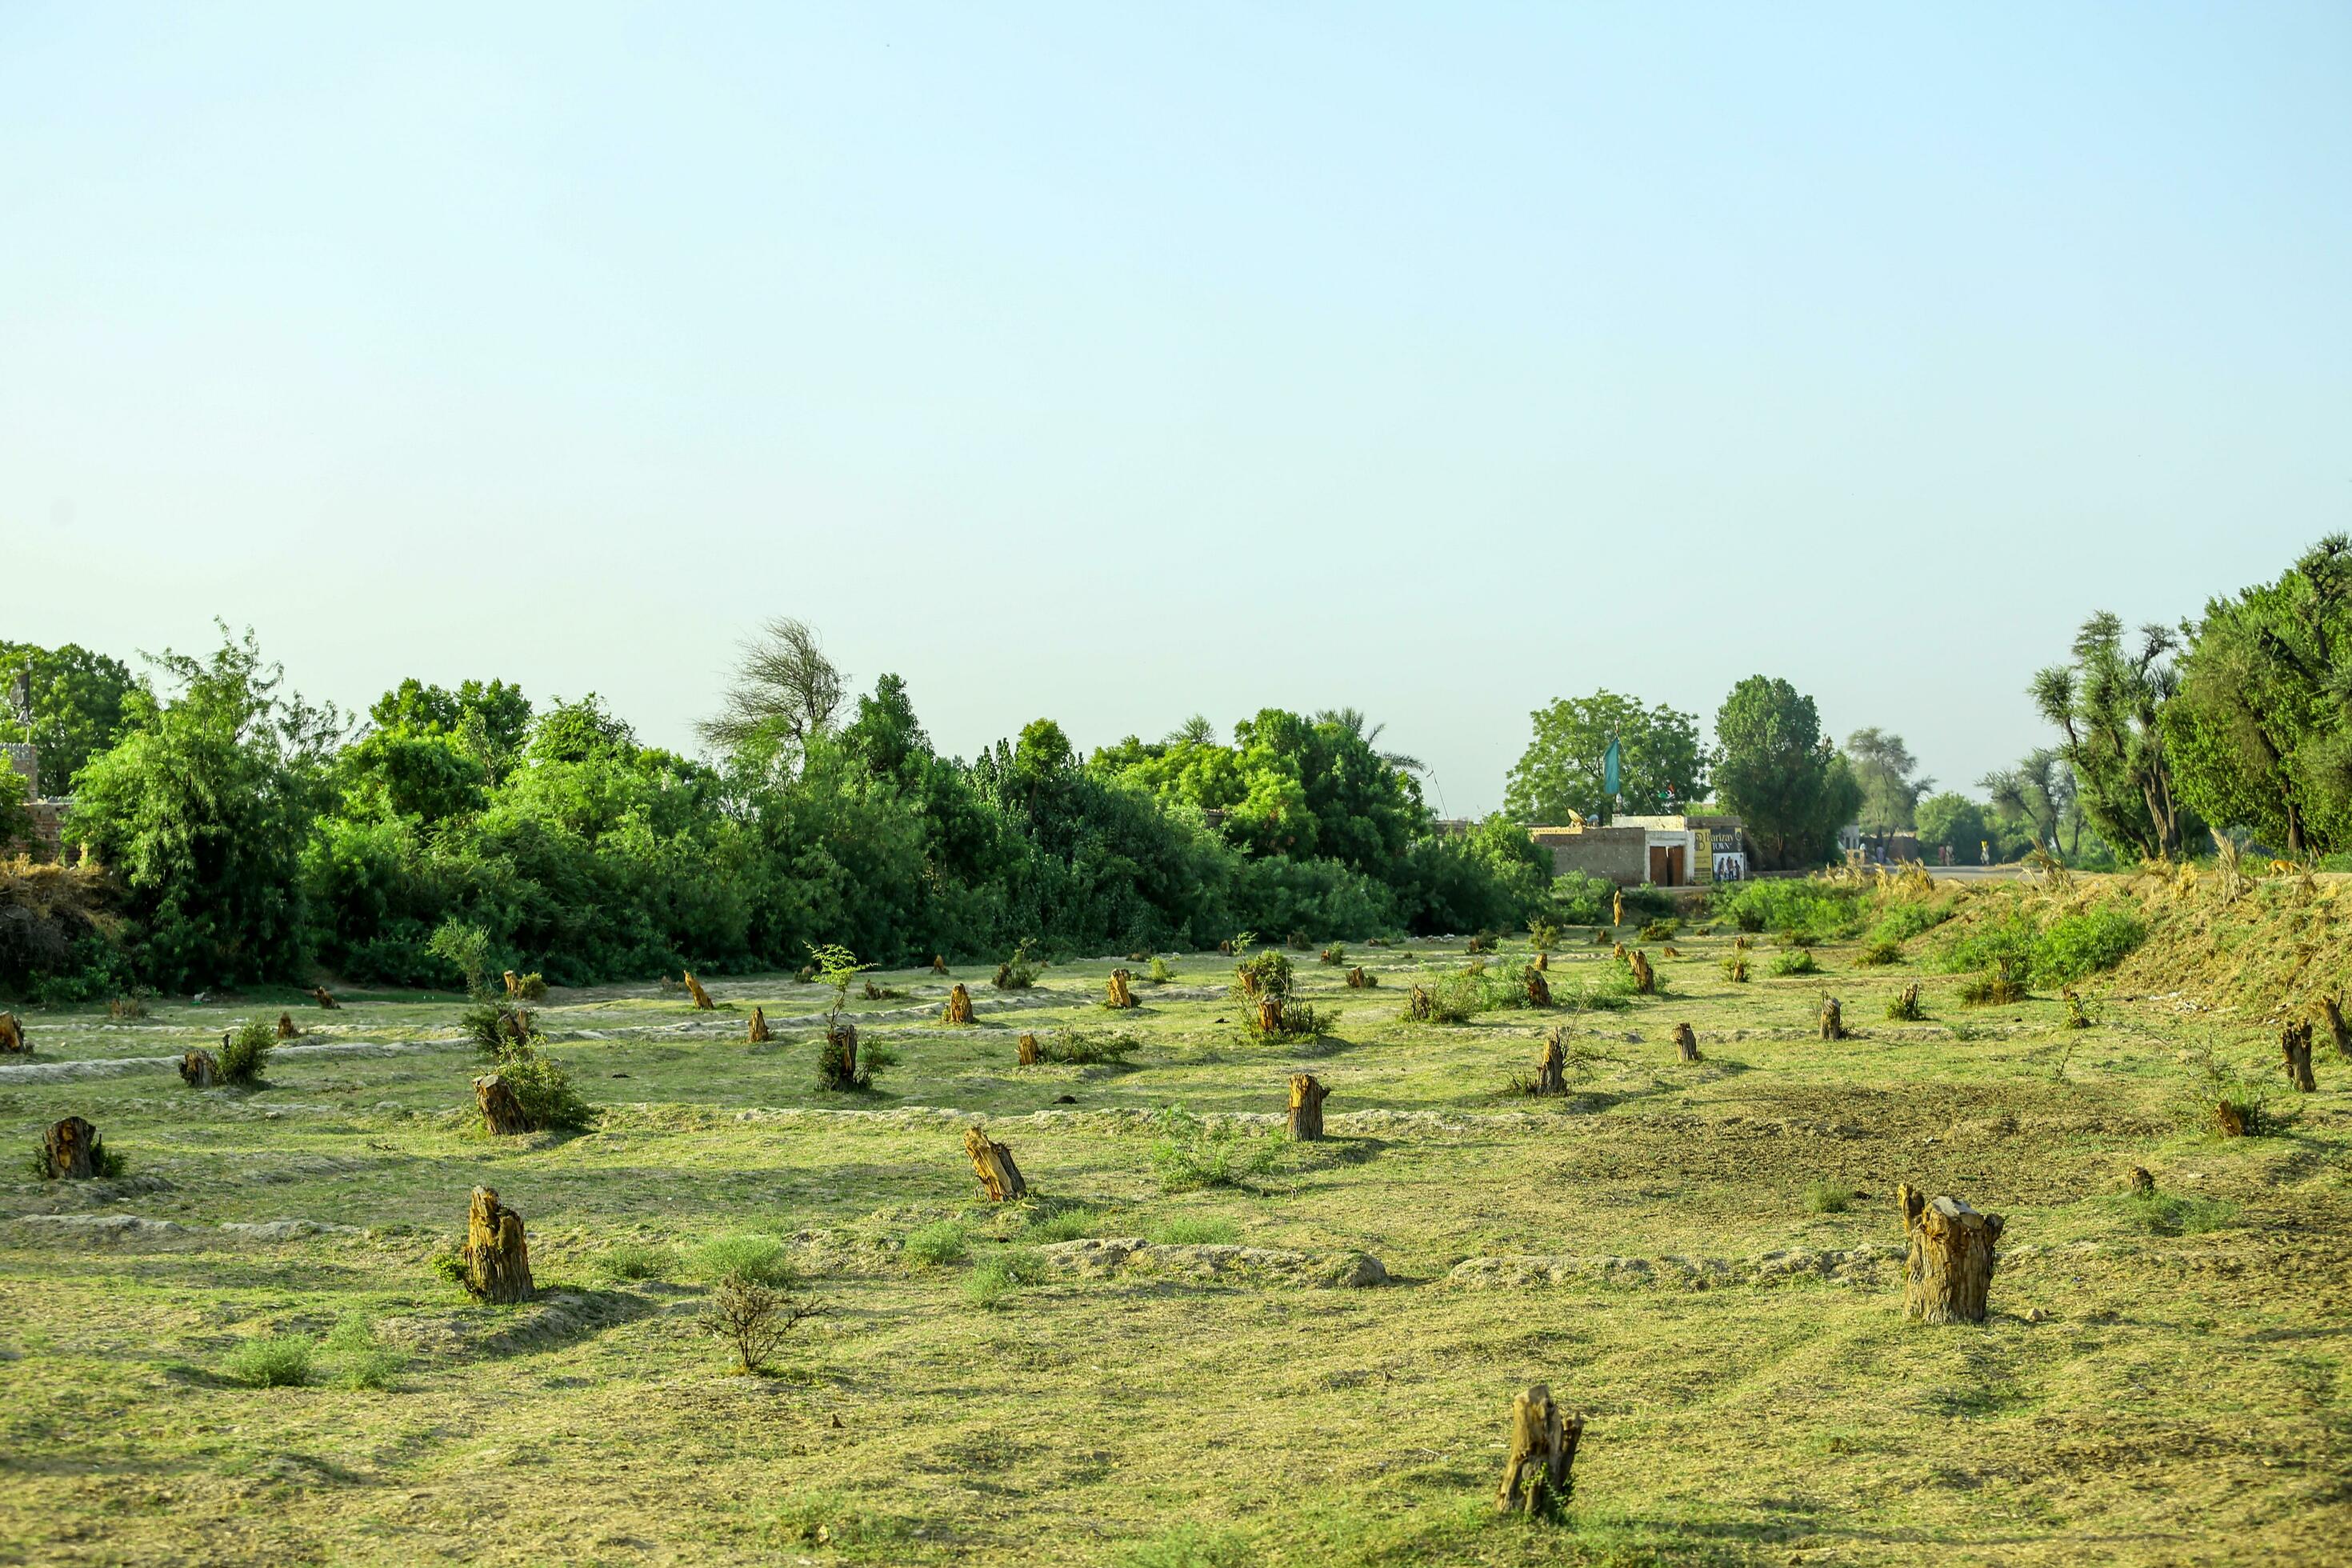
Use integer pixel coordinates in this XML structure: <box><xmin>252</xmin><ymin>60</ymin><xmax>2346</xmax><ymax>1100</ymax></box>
<box><xmin>1314</xmin><ymin>706</ymin><xmax>1425</xmax><ymax>774</ymax></box>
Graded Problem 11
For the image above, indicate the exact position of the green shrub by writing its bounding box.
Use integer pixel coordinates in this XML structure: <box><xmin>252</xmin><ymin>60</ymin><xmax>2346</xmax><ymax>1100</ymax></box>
<box><xmin>1146</xmin><ymin>1217</ymin><xmax>1240</xmax><ymax>1246</ymax></box>
<box><xmin>322</xmin><ymin>1316</ymin><xmax>408</xmax><ymax>1389</ymax></box>
<box><xmin>992</xmin><ymin>941</ymin><xmax>1041</xmax><ymax>990</ymax></box>
<box><xmin>1770</xmin><ymin>950</ymin><xmax>1822</xmax><ymax>977</ymax></box>
<box><xmin>2116</xmin><ymin>1190</ymin><xmax>2236</xmax><ymax>1236</ymax></box>
<box><xmin>483</xmin><ymin>1041</ymin><xmax>592</xmax><ymax>1130</ymax></box>
<box><xmin>2035</xmin><ymin>906</ymin><xmax>2147</xmax><ymax>986</ymax></box>
<box><xmin>1803</xmin><ymin>1181</ymin><xmax>1852</xmax><ymax>1214</ymax></box>
<box><xmin>1637</xmin><ymin>919</ymin><xmax>1678</xmax><ymax>942</ymax></box>
<box><xmin>1147</xmin><ymin>1106</ymin><xmax>1282</xmax><ymax>1193</ymax></box>
<box><xmin>219</xmin><ymin>1020</ymin><xmax>274</xmax><ymax>1084</ymax></box>
<box><xmin>905</xmin><ymin>1218</ymin><xmax>970</xmax><ymax>1266</ymax></box>
<box><xmin>962</xmin><ymin>1246</ymin><xmax>1051</xmax><ymax>1309</ymax></box>
<box><xmin>598</xmin><ymin>1241</ymin><xmax>678</xmax><ymax>1282</ymax></box>
<box><xmin>1855</xmin><ymin>938</ymin><xmax>1902</xmax><ymax>967</ymax></box>
<box><xmin>1229</xmin><ymin>950</ymin><xmax>1294</xmax><ymax>1004</ymax></box>
<box><xmin>1038</xmin><ymin>1028</ymin><xmax>1136</xmax><ymax>1065</ymax></box>
<box><xmin>426</xmin><ymin>917</ymin><xmax>493</xmax><ymax>994</ymax></box>
<box><xmin>1714</xmin><ymin>878</ymin><xmax>1866</xmax><ymax>942</ymax></box>
<box><xmin>1424</xmin><ymin>972</ymin><xmax>1484</xmax><ymax>1023</ymax></box>
<box><xmin>1721</xmin><ymin>955</ymin><xmax>1750</xmax><ymax>983</ymax></box>
<box><xmin>1022</xmin><ymin>1206</ymin><xmax>1106</xmax><ymax>1242</ymax></box>
<box><xmin>461</xmin><ymin>996</ymin><xmax>537</xmax><ymax>1058</ymax></box>
<box><xmin>1870</xmin><ymin>902</ymin><xmax>1952</xmax><ymax>943</ymax></box>
<box><xmin>1146</xmin><ymin>958</ymin><xmax>1176</xmax><ymax>984</ymax></box>
<box><xmin>690</xmin><ymin>1234</ymin><xmax>797</xmax><ymax>1288</ymax></box>
<box><xmin>1547</xmin><ymin>871</ymin><xmax>1616</xmax><ymax>926</ymax></box>
<box><xmin>226</xmin><ymin>1334</ymin><xmax>314</xmax><ymax>1388</ymax></box>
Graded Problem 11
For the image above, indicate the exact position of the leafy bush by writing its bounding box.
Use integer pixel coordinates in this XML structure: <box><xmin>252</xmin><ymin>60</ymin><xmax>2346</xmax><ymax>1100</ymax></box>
<box><xmin>698</xmin><ymin>1275</ymin><xmax>818</xmax><ymax>1373</ymax></box>
<box><xmin>219</xmin><ymin>1020</ymin><xmax>274</xmax><ymax>1084</ymax></box>
<box><xmin>462</xmin><ymin>996</ymin><xmax>536</xmax><ymax>1057</ymax></box>
<box><xmin>425</xmin><ymin>917</ymin><xmax>492</xmax><ymax>994</ymax></box>
<box><xmin>2035</xmin><ymin>906</ymin><xmax>2146</xmax><ymax>986</ymax></box>
<box><xmin>1146</xmin><ymin>958</ymin><xmax>1175</xmax><ymax>984</ymax></box>
<box><xmin>992</xmin><ymin>941</ymin><xmax>1041</xmax><ymax>990</ymax></box>
<box><xmin>1637</xmin><ymin>919</ymin><xmax>1678</xmax><ymax>942</ymax></box>
<box><xmin>1855</xmin><ymin>938</ymin><xmax>1902</xmax><ymax>967</ymax></box>
<box><xmin>1770</xmin><ymin>950</ymin><xmax>1821</xmax><ymax>977</ymax></box>
<box><xmin>1721</xmin><ymin>955</ymin><xmax>1750</xmax><ymax>983</ymax></box>
<box><xmin>1546</xmin><ymin>871</ymin><xmax>1617</xmax><ymax>926</ymax></box>
<box><xmin>1803</xmin><ymin>1182</ymin><xmax>1851</xmax><ymax>1214</ymax></box>
<box><xmin>1147</xmin><ymin>1106</ymin><xmax>1282</xmax><ymax>1193</ymax></box>
<box><xmin>484</xmin><ymin>1040</ymin><xmax>592</xmax><ymax>1130</ymax></box>
<box><xmin>1036</xmin><ymin>1028</ymin><xmax>1136</xmax><ymax>1066</ymax></box>
<box><xmin>598</xmin><ymin>1241</ymin><xmax>678</xmax><ymax>1282</ymax></box>
<box><xmin>2116</xmin><ymin>1190</ymin><xmax>2235</xmax><ymax>1236</ymax></box>
<box><xmin>1869</xmin><ymin>902</ymin><xmax>1950</xmax><ymax>944</ymax></box>
<box><xmin>962</xmin><ymin>1246</ymin><xmax>1051</xmax><ymax>1309</ymax></box>
<box><xmin>690</xmin><ymin>1233</ymin><xmax>797</xmax><ymax>1288</ymax></box>
<box><xmin>322</xmin><ymin>1315</ymin><xmax>408</xmax><ymax>1390</ymax></box>
<box><xmin>905</xmin><ymin>1218</ymin><xmax>970</xmax><ymax>1266</ymax></box>
<box><xmin>226</xmin><ymin>1334</ymin><xmax>314</xmax><ymax>1388</ymax></box>
<box><xmin>1229</xmin><ymin>950</ymin><xmax>1294</xmax><ymax>1003</ymax></box>
<box><xmin>1022</xmin><ymin>1206</ymin><xmax>1106</xmax><ymax>1242</ymax></box>
<box><xmin>1714</xmin><ymin>878</ymin><xmax>1866</xmax><ymax>942</ymax></box>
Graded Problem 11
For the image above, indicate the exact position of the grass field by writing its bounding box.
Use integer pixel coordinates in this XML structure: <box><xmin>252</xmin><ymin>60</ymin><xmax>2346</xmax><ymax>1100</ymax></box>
<box><xmin>3</xmin><ymin>892</ymin><xmax>2349</xmax><ymax>1566</ymax></box>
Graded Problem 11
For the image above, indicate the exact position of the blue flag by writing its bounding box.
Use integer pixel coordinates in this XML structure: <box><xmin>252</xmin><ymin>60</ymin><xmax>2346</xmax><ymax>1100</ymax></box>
<box><xmin>1602</xmin><ymin>738</ymin><xmax>1622</xmax><ymax>798</ymax></box>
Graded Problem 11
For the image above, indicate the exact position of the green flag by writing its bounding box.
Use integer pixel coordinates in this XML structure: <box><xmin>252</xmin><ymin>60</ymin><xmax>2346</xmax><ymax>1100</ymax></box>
<box><xmin>1602</xmin><ymin>738</ymin><xmax>1622</xmax><ymax>798</ymax></box>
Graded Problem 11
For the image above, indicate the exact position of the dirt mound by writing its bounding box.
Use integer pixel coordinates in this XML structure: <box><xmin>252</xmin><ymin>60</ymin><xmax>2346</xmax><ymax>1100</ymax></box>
<box><xmin>1448</xmin><ymin>1243</ymin><xmax>1905</xmax><ymax>1291</ymax></box>
<box><xmin>1041</xmin><ymin>1237</ymin><xmax>1387</xmax><ymax>1288</ymax></box>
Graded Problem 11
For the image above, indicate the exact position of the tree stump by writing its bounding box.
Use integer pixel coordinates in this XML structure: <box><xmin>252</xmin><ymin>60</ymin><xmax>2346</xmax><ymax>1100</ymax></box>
<box><xmin>682</xmin><ymin>972</ymin><xmax>715</xmax><ymax>1010</ymax></box>
<box><xmin>1017</xmin><ymin>1032</ymin><xmax>1040</xmax><ymax>1066</ymax></box>
<box><xmin>503</xmin><ymin>970</ymin><xmax>522</xmax><ymax>999</ymax></box>
<box><xmin>1346</xmin><ymin>966</ymin><xmax>1371</xmax><ymax>989</ymax></box>
<box><xmin>462</xmin><ymin>1186</ymin><xmax>533</xmax><ymax>1303</ymax></box>
<box><xmin>965</xmin><ymin>1126</ymin><xmax>1027</xmax><ymax>1201</ymax></box>
<box><xmin>0</xmin><ymin>1012</ymin><xmax>24</xmax><ymax>1054</ymax></box>
<box><xmin>1407</xmin><ymin>984</ymin><xmax>1434</xmax><ymax>1022</ymax></box>
<box><xmin>1533</xmin><ymin>950</ymin><xmax>1548</xmax><ymax>971</ymax></box>
<box><xmin>2214</xmin><ymin>1099</ymin><xmax>2250</xmax><ymax>1137</ymax></box>
<box><xmin>39</xmin><ymin>1116</ymin><xmax>103</xmax><ymax>1179</ymax></box>
<box><xmin>746</xmin><ymin>1006</ymin><xmax>771</xmax><ymax>1044</ymax></box>
<box><xmin>1611</xmin><ymin>890</ymin><xmax>1625</xmax><ymax>928</ymax></box>
<box><xmin>275</xmin><ymin>1011</ymin><xmax>301</xmax><ymax>1040</ymax></box>
<box><xmin>1590</xmin><ymin>927</ymin><xmax>1608</xmax><ymax>945</ymax></box>
<box><xmin>1534</xmin><ymin>1029</ymin><xmax>1566</xmax><ymax>1094</ymax></box>
<box><xmin>1320</xmin><ymin>947</ymin><xmax>1339</xmax><ymax>966</ymax></box>
<box><xmin>827</xmin><ymin>1022</ymin><xmax>858</xmax><ymax>1082</ymax></box>
<box><xmin>1902</xmin><ymin>1194</ymin><xmax>2003</xmax><ymax>1323</ymax></box>
<box><xmin>1628</xmin><ymin>950</ymin><xmax>1655</xmax><ymax>995</ymax></box>
<box><xmin>944</xmin><ymin>983</ymin><xmax>975</xmax><ymax>1025</ymax></box>
<box><xmin>1288</xmin><ymin>1074</ymin><xmax>1330</xmax><ymax>1141</ymax></box>
<box><xmin>1106</xmin><ymin>970</ymin><xmax>1137</xmax><ymax>1010</ymax></box>
<box><xmin>1662</xmin><ymin>946</ymin><xmax>1681</xmax><ymax>958</ymax></box>
<box><xmin>310</xmin><ymin>986</ymin><xmax>340</xmax><ymax>1010</ymax></box>
<box><xmin>1253</xmin><ymin>995</ymin><xmax>1284</xmax><ymax>1035</ymax></box>
<box><xmin>474</xmin><ymin>1072</ymin><xmax>532</xmax><ymax>1135</ymax></box>
<box><xmin>1610</xmin><ymin>942</ymin><xmax>1627</xmax><ymax>961</ymax></box>
<box><xmin>930</xmin><ymin>954</ymin><xmax>948</xmax><ymax>975</ymax></box>
<box><xmin>1896</xmin><ymin>1182</ymin><xmax>1926</xmax><ymax>1237</ymax></box>
<box><xmin>1819</xmin><ymin>996</ymin><xmax>1846</xmax><ymax>1041</ymax></box>
<box><xmin>1495</xmin><ymin>1384</ymin><xmax>1584</xmax><ymax>1516</ymax></box>
<box><xmin>1673</xmin><ymin>1022</ymin><xmax>1700</xmax><ymax>1062</ymax></box>
<box><xmin>2322</xmin><ymin>995</ymin><xmax>2352</xmax><ymax>1061</ymax></box>
<box><xmin>2282</xmin><ymin>1020</ymin><xmax>2317</xmax><ymax>1092</ymax></box>
<box><xmin>2127</xmin><ymin>1166</ymin><xmax>2156</xmax><ymax>1195</ymax></box>
<box><xmin>1734</xmin><ymin>934</ymin><xmax>1752</xmax><ymax>950</ymax></box>
<box><xmin>178</xmin><ymin>1049</ymin><xmax>219</xmax><ymax>1088</ymax></box>
<box><xmin>1525</xmin><ymin>968</ymin><xmax>1553</xmax><ymax>1008</ymax></box>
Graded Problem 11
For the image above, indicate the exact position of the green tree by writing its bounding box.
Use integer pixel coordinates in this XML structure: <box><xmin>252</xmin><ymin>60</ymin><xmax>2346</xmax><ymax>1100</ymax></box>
<box><xmin>698</xmin><ymin>617</ymin><xmax>844</xmax><ymax>759</ymax></box>
<box><xmin>2162</xmin><ymin>535</ymin><xmax>2352</xmax><ymax>856</ymax></box>
<box><xmin>0</xmin><ymin>641</ymin><xmax>138</xmax><ymax>791</ymax></box>
<box><xmin>0</xmin><ymin>766</ymin><xmax>33</xmax><ymax>854</ymax></box>
<box><xmin>1843</xmin><ymin>728</ymin><xmax>1931</xmax><ymax>838</ymax></box>
<box><xmin>1912</xmin><ymin>791</ymin><xmax>1986</xmax><ymax>862</ymax></box>
<box><xmin>1502</xmin><ymin>690</ymin><xmax>1704</xmax><ymax>825</ymax></box>
<box><xmin>1710</xmin><ymin>677</ymin><xmax>1859</xmax><ymax>870</ymax></box>
<box><xmin>70</xmin><ymin>626</ymin><xmax>342</xmax><ymax>989</ymax></box>
<box><xmin>2030</xmin><ymin>614</ymin><xmax>2188</xmax><ymax>860</ymax></box>
<box><xmin>1978</xmin><ymin>750</ymin><xmax>2077</xmax><ymax>859</ymax></box>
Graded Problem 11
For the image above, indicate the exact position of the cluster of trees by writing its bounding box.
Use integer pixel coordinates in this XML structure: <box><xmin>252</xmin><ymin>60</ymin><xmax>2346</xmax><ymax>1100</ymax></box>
<box><xmin>2</xmin><ymin>620</ymin><xmax>1554</xmax><ymax>998</ymax></box>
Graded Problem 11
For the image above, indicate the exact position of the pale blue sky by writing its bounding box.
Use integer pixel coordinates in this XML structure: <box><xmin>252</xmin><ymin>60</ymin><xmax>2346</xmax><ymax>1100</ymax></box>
<box><xmin>4</xmin><ymin>3</ymin><xmax>2346</xmax><ymax>813</ymax></box>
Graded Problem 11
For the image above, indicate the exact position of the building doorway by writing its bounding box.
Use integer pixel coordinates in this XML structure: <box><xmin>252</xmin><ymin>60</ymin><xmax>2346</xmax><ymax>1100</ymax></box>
<box><xmin>1649</xmin><ymin>844</ymin><xmax>1686</xmax><ymax>886</ymax></box>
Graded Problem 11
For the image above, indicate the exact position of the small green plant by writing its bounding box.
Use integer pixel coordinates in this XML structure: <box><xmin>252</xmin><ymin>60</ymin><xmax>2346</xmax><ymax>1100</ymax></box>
<box><xmin>219</xmin><ymin>1020</ymin><xmax>274</xmax><ymax>1084</ymax></box>
<box><xmin>1022</xmin><ymin>1206</ymin><xmax>1105</xmax><ymax>1242</ymax></box>
<box><xmin>1526</xmin><ymin>918</ymin><xmax>1561</xmax><ymax>954</ymax></box>
<box><xmin>962</xmin><ymin>1246</ymin><xmax>1052</xmax><ymax>1309</ymax></box>
<box><xmin>106</xmin><ymin>987</ymin><xmax>153</xmax><ymax>1020</ymax></box>
<box><xmin>481</xmin><ymin>1038</ymin><xmax>593</xmax><ymax>1130</ymax></box>
<box><xmin>690</xmin><ymin>1233</ymin><xmax>797</xmax><ymax>1288</ymax></box>
<box><xmin>462</xmin><ymin>995</ymin><xmax>538</xmax><ymax>1058</ymax></box>
<box><xmin>1958</xmin><ymin>956</ymin><xmax>2028</xmax><ymax>1005</ymax></box>
<box><xmin>1146</xmin><ymin>957</ymin><xmax>1176</xmax><ymax>984</ymax></box>
<box><xmin>1803</xmin><ymin>1181</ymin><xmax>1852</xmax><ymax>1214</ymax></box>
<box><xmin>1721</xmin><ymin>955</ymin><xmax>1750</xmax><ymax>983</ymax></box>
<box><xmin>1318</xmin><ymin>943</ymin><xmax>1346</xmax><ymax>966</ymax></box>
<box><xmin>1885</xmin><ymin>985</ymin><xmax>1926</xmax><ymax>1022</ymax></box>
<box><xmin>1638</xmin><ymin>919</ymin><xmax>1678</xmax><ymax>942</ymax></box>
<box><xmin>1147</xmin><ymin>1105</ymin><xmax>1283</xmax><ymax>1193</ymax></box>
<box><xmin>991</xmin><ymin>939</ymin><xmax>1041</xmax><ymax>990</ymax></box>
<box><xmin>698</xmin><ymin>1274</ymin><xmax>819</xmax><ymax>1374</ymax></box>
<box><xmin>426</xmin><ymin>918</ymin><xmax>494</xmax><ymax>996</ymax></box>
<box><xmin>1229</xmin><ymin>950</ymin><xmax>1294</xmax><ymax>1004</ymax></box>
<box><xmin>906</xmin><ymin>1218</ymin><xmax>970</xmax><ymax>1266</ymax></box>
<box><xmin>1770</xmin><ymin>950</ymin><xmax>1822</xmax><ymax>978</ymax></box>
<box><xmin>2063</xmin><ymin>988</ymin><xmax>2094</xmax><ymax>1030</ymax></box>
<box><xmin>226</xmin><ymin>1334</ymin><xmax>314</xmax><ymax>1388</ymax></box>
<box><xmin>598</xmin><ymin>1241</ymin><xmax>678</xmax><ymax>1282</ymax></box>
<box><xmin>1855</xmin><ymin>938</ymin><xmax>1902</xmax><ymax>967</ymax></box>
<box><xmin>1036</xmin><ymin>1028</ymin><xmax>1136</xmax><ymax>1066</ymax></box>
<box><xmin>1146</xmin><ymin>1217</ymin><xmax>1240</xmax><ymax>1246</ymax></box>
<box><xmin>322</xmin><ymin>1315</ymin><xmax>408</xmax><ymax>1390</ymax></box>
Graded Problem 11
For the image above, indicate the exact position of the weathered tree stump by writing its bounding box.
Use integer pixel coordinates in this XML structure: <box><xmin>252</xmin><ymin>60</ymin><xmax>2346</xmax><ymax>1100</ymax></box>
<box><xmin>1288</xmin><ymin>1073</ymin><xmax>1330</xmax><ymax>1140</ymax></box>
<box><xmin>1533</xmin><ymin>950</ymin><xmax>1548</xmax><ymax>971</ymax></box>
<box><xmin>1896</xmin><ymin>1182</ymin><xmax>1926</xmax><ymax>1236</ymax></box>
<box><xmin>503</xmin><ymin>970</ymin><xmax>522</xmax><ymax>999</ymax></box>
<box><xmin>2214</xmin><ymin>1098</ymin><xmax>2250</xmax><ymax>1137</ymax></box>
<box><xmin>1218</xmin><ymin>939</ymin><xmax>1234</xmax><ymax>956</ymax></box>
<box><xmin>1734</xmin><ymin>934</ymin><xmax>1752</xmax><ymax>950</ymax></box>
<box><xmin>682</xmin><ymin>972</ymin><xmax>715</xmax><ymax>1010</ymax></box>
<box><xmin>1407</xmin><ymin>984</ymin><xmax>1434</xmax><ymax>1022</ymax></box>
<box><xmin>1628</xmin><ymin>950</ymin><xmax>1655</xmax><ymax>995</ymax></box>
<box><xmin>474</xmin><ymin>1072</ymin><xmax>532</xmax><ymax>1135</ymax></box>
<box><xmin>38</xmin><ymin>1116</ymin><xmax>104</xmax><ymax>1179</ymax></box>
<box><xmin>1589</xmin><ymin>927</ymin><xmax>1608</xmax><ymax>945</ymax></box>
<box><xmin>1106</xmin><ymin>970</ymin><xmax>1137</xmax><ymax>1009</ymax></box>
<box><xmin>1673</xmin><ymin>1022</ymin><xmax>1700</xmax><ymax>1062</ymax></box>
<box><xmin>1320</xmin><ymin>947</ymin><xmax>1340</xmax><ymax>966</ymax></box>
<box><xmin>0</xmin><ymin>1012</ymin><xmax>24</xmax><ymax>1054</ymax></box>
<box><xmin>930</xmin><ymin>954</ymin><xmax>948</xmax><ymax>975</ymax></box>
<box><xmin>1526</xmin><ymin>968</ymin><xmax>1553</xmax><ymax>1008</ymax></box>
<box><xmin>1610</xmin><ymin>941</ymin><xmax>1627</xmax><ymax>961</ymax></box>
<box><xmin>2282</xmin><ymin>1020</ymin><xmax>2317</xmax><ymax>1092</ymax></box>
<box><xmin>1253</xmin><ymin>994</ymin><xmax>1284</xmax><ymax>1035</ymax></box>
<box><xmin>1346</xmin><ymin>966</ymin><xmax>1371</xmax><ymax>989</ymax></box>
<box><xmin>1533</xmin><ymin>1028</ymin><xmax>1567</xmax><ymax>1094</ymax></box>
<box><xmin>746</xmin><ymin>1006</ymin><xmax>771</xmax><ymax>1043</ymax></box>
<box><xmin>826</xmin><ymin>1022</ymin><xmax>859</xmax><ymax>1082</ymax></box>
<box><xmin>2127</xmin><ymin>1166</ymin><xmax>2156</xmax><ymax>1195</ymax></box>
<box><xmin>965</xmin><ymin>1126</ymin><xmax>1027</xmax><ymax>1201</ymax></box>
<box><xmin>1017</xmin><ymin>1032</ymin><xmax>1040</xmax><ymax>1066</ymax></box>
<box><xmin>178</xmin><ymin>1049</ymin><xmax>219</xmax><ymax>1088</ymax></box>
<box><xmin>275</xmin><ymin>1011</ymin><xmax>301</xmax><ymax>1040</ymax></box>
<box><xmin>1611</xmin><ymin>890</ymin><xmax>1625</xmax><ymax>928</ymax></box>
<box><xmin>310</xmin><ymin>986</ymin><xmax>340</xmax><ymax>1010</ymax></box>
<box><xmin>2322</xmin><ymin>995</ymin><xmax>2352</xmax><ymax>1061</ymax></box>
<box><xmin>1495</xmin><ymin>1384</ymin><xmax>1584</xmax><ymax>1516</ymax></box>
<box><xmin>944</xmin><ymin>983</ymin><xmax>975</xmax><ymax>1025</ymax></box>
<box><xmin>462</xmin><ymin>1186</ymin><xmax>533</xmax><ymax>1303</ymax></box>
<box><xmin>1662</xmin><ymin>945</ymin><xmax>1681</xmax><ymax>958</ymax></box>
<box><xmin>1819</xmin><ymin>996</ymin><xmax>1846</xmax><ymax>1041</ymax></box>
<box><xmin>1902</xmin><ymin>1193</ymin><xmax>2003</xmax><ymax>1323</ymax></box>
